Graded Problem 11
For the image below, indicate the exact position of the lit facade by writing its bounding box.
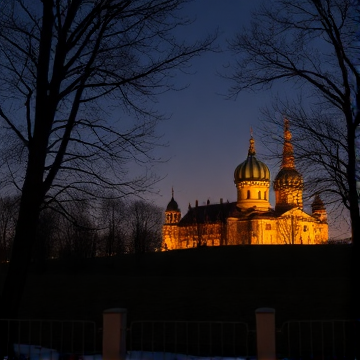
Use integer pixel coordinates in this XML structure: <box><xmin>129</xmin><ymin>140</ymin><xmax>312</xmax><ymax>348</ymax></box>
<box><xmin>162</xmin><ymin>120</ymin><xmax>328</xmax><ymax>249</ymax></box>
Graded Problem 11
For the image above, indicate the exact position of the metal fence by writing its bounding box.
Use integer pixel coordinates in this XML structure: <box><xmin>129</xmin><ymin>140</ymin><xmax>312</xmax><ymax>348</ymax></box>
<box><xmin>0</xmin><ymin>319</ymin><xmax>99</xmax><ymax>359</ymax></box>
<box><xmin>128</xmin><ymin>320</ymin><xmax>255</xmax><ymax>359</ymax></box>
<box><xmin>277</xmin><ymin>319</ymin><xmax>359</xmax><ymax>360</ymax></box>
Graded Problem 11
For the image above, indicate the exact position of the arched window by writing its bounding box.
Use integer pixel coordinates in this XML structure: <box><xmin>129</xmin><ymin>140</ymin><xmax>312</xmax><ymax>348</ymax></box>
<box><xmin>247</xmin><ymin>190</ymin><xmax>250</xmax><ymax>199</ymax></box>
<box><xmin>264</xmin><ymin>191</ymin><xmax>267</xmax><ymax>200</ymax></box>
<box><xmin>258</xmin><ymin>191</ymin><xmax>261</xmax><ymax>199</ymax></box>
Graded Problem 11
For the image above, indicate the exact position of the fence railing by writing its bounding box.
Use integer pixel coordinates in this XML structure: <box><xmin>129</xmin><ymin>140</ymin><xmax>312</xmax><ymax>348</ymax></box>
<box><xmin>277</xmin><ymin>319</ymin><xmax>359</xmax><ymax>360</ymax></box>
<box><xmin>2</xmin><ymin>312</ymin><xmax>359</xmax><ymax>360</ymax></box>
<box><xmin>128</xmin><ymin>320</ymin><xmax>254</xmax><ymax>358</ymax></box>
<box><xmin>0</xmin><ymin>319</ymin><xmax>98</xmax><ymax>358</ymax></box>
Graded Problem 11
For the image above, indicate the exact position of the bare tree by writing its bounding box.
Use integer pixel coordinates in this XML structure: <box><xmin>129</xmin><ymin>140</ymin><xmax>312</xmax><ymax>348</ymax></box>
<box><xmin>0</xmin><ymin>0</ymin><xmax>214</xmax><ymax>325</ymax></box>
<box><xmin>0</xmin><ymin>196</ymin><xmax>18</xmax><ymax>263</ymax></box>
<box><xmin>98</xmin><ymin>198</ymin><xmax>127</xmax><ymax>256</ymax></box>
<box><xmin>55</xmin><ymin>200</ymin><xmax>98</xmax><ymax>259</ymax></box>
<box><xmin>276</xmin><ymin>214</ymin><xmax>301</xmax><ymax>245</ymax></box>
<box><xmin>127</xmin><ymin>200</ymin><xmax>163</xmax><ymax>253</ymax></box>
<box><xmin>228</xmin><ymin>0</ymin><xmax>360</xmax><ymax>244</ymax></box>
<box><xmin>227</xmin><ymin>0</ymin><xmax>359</xmax><ymax>324</ymax></box>
<box><xmin>261</xmin><ymin>103</ymin><xmax>351</xmax><ymax>235</ymax></box>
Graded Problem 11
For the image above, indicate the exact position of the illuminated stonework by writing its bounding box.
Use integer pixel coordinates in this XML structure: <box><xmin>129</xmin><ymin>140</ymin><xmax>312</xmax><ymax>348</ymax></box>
<box><xmin>162</xmin><ymin>120</ymin><xmax>328</xmax><ymax>249</ymax></box>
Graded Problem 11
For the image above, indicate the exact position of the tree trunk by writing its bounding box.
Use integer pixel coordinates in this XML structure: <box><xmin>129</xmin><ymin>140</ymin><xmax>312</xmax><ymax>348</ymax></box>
<box><xmin>0</xmin><ymin>141</ymin><xmax>45</xmax><ymax>357</ymax></box>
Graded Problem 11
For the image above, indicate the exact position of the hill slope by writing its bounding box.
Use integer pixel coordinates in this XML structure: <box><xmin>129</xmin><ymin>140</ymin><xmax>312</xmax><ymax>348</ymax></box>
<box><xmin>1</xmin><ymin>245</ymin><xmax>353</xmax><ymax>328</ymax></box>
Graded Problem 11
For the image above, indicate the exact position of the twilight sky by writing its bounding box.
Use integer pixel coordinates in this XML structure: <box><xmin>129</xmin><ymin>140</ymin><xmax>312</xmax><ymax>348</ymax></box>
<box><xmin>148</xmin><ymin>3</ymin><xmax>280</xmax><ymax>213</ymax></box>
<box><xmin>141</xmin><ymin>0</ymin><xmax>349</xmax><ymax>240</ymax></box>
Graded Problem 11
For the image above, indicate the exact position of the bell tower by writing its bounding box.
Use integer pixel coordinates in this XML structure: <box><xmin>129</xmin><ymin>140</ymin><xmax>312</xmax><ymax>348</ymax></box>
<box><xmin>162</xmin><ymin>188</ymin><xmax>181</xmax><ymax>250</ymax></box>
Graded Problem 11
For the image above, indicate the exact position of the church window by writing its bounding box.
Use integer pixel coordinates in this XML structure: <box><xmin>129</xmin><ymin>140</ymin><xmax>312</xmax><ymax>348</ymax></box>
<box><xmin>265</xmin><ymin>224</ymin><xmax>271</xmax><ymax>230</ymax></box>
<box><xmin>247</xmin><ymin>190</ymin><xmax>250</xmax><ymax>199</ymax></box>
<box><xmin>303</xmin><ymin>225</ymin><xmax>308</xmax><ymax>232</ymax></box>
<box><xmin>264</xmin><ymin>191</ymin><xmax>267</xmax><ymax>200</ymax></box>
<box><xmin>258</xmin><ymin>191</ymin><xmax>261</xmax><ymax>199</ymax></box>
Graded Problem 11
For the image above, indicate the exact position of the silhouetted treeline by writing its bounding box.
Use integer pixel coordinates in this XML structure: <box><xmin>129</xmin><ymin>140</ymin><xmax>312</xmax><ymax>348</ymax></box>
<box><xmin>0</xmin><ymin>197</ymin><xmax>163</xmax><ymax>263</ymax></box>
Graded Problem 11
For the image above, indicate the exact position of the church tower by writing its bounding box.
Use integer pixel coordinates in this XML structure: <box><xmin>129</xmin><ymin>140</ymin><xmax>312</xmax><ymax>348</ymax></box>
<box><xmin>234</xmin><ymin>135</ymin><xmax>271</xmax><ymax>211</ymax></box>
<box><xmin>311</xmin><ymin>194</ymin><xmax>327</xmax><ymax>223</ymax></box>
<box><xmin>274</xmin><ymin>118</ymin><xmax>304</xmax><ymax>213</ymax></box>
<box><xmin>162</xmin><ymin>189</ymin><xmax>181</xmax><ymax>250</ymax></box>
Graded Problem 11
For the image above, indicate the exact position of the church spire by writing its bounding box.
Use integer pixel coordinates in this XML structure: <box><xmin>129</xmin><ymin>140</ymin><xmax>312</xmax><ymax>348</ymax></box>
<box><xmin>248</xmin><ymin>129</ymin><xmax>256</xmax><ymax>156</ymax></box>
<box><xmin>281</xmin><ymin>118</ymin><xmax>295</xmax><ymax>169</ymax></box>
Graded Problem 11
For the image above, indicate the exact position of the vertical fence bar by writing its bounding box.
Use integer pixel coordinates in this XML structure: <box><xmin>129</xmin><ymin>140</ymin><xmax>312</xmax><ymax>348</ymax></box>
<box><xmin>321</xmin><ymin>321</ymin><xmax>324</xmax><ymax>360</ymax></box>
<box><xmin>186</xmin><ymin>321</ymin><xmax>189</xmax><ymax>356</ymax></box>
<box><xmin>209</xmin><ymin>322</ymin><xmax>212</xmax><ymax>357</ymax></box>
<box><xmin>151</xmin><ymin>322</ymin><xmax>154</xmax><ymax>354</ymax></box>
<box><xmin>174</xmin><ymin>321</ymin><xmax>177</xmax><ymax>355</ymax></box>
<box><xmin>197</xmin><ymin>322</ymin><xmax>200</xmax><ymax>356</ymax></box>
<box><xmin>298</xmin><ymin>321</ymin><xmax>301</xmax><ymax>359</ymax></box>
<box><xmin>220</xmin><ymin>322</ymin><xmax>224</xmax><ymax>357</ymax></box>
<box><xmin>232</xmin><ymin>322</ymin><xmax>235</xmax><ymax>357</ymax></box>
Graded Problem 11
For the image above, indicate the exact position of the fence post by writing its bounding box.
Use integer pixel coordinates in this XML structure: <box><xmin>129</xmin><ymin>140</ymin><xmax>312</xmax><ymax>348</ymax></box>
<box><xmin>255</xmin><ymin>307</ymin><xmax>276</xmax><ymax>360</ymax></box>
<box><xmin>103</xmin><ymin>308</ymin><xmax>127</xmax><ymax>360</ymax></box>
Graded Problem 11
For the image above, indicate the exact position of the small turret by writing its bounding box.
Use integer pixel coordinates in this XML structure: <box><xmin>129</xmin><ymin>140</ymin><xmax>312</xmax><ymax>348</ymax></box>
<box><xmin>165</xmin><ymin>188</ymin><xmax>181</xmax><ymax>224</ymax></box>
<box><xmin>311</xmin><ymin>194</ymin><xmax>327</xmax><ymax>223</ymax></box>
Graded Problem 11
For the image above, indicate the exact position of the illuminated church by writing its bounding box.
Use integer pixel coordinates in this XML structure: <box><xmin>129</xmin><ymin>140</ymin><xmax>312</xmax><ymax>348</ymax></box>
<box><xmin>162</xmin><ymin>119</ymin><xmax>328</xmax><ymax>249</ymax></box>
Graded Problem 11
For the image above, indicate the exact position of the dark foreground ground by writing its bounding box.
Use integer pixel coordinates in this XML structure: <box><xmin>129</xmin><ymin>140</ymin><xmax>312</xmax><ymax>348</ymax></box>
<box><xmin>0</xmin><ymin>245</ymin><xmax>354</xmax><ymax>329</ymax></box>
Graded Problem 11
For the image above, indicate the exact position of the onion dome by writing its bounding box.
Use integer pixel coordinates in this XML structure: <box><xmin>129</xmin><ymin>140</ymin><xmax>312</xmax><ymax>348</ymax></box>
<box><xmin>274</xmin><ymin>168</ymin><xmax>303</xmax><ymax>190</ymax></box>
<box><xmin>166</xmin><ymin>188</ymin><xmax>180</xmax><ymax>212</ymax></box>
<box><xmin>234</xmin><ymin>137</ymin><xmax>270</xmax><ymax>183</ymax></box>
<box><xmin>166</xmin><ymin>196</ymin><xmax>180</xmax><ymax>212</ymax></box>
<box><xmin>311</xmin><ymin>194</ymin><xmax>327</xmax><ymax>223</ymax></box>
<box><xmin>311</xmin><ymin>194</ymin><xmax>325</xmax><ymax>212</ymax></box>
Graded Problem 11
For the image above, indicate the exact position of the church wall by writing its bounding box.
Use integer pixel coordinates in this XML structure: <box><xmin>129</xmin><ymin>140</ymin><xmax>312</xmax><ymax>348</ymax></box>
<box><xmin>163</xmin><ymin>213</ymin><xmax>328</xmax><ymax>250</ymax></box>
<box><xmin>178</xmin><ymin>223</ymin><xmax>225</xmax><ymax>248</ymax></box>
<box><xmin>275</xmin><ymin>215</ymin><xmax>328</xmax><ymax>244</ymax></box>
<box><xmin>254</xmin><ymin>219</ymin><xmax>278</xmax><ymax>244</ymax></box>
<box><xmin>162</xmin><ymin>224</ymin><xmax>180</xmax><ymax>250</ymax></box>
<box><xmin>227</xmin><ymin>218</ymin><xmax>252</xmax><ymax>245</ymax></box>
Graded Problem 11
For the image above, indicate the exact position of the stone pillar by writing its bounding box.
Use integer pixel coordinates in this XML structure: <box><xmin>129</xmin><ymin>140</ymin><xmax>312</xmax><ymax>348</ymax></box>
<box><xmin>103</xmin><ymin>308</ymin><xmax>127</xmax><ymax>360</ymax></box>
<box><xmin>255</xmin><ymin>308</ymin><xmax>276</xmax><ymax>360</ymax></box>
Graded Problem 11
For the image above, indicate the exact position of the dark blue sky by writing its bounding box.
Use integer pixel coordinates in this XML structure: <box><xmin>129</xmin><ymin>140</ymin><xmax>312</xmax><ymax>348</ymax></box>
<box><xmin>143</xmin><ymin>0</ymin><xmax>349</xmax><ymax>240</ymax></box>
<box><xmin>150</xmin><ymin>1</ymin><xmax>278</xmax><ymax>209</ymax></box>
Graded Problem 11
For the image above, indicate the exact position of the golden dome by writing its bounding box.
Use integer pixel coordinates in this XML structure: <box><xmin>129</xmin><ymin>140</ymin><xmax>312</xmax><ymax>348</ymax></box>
<box><xmin>166</xmin><ymin>188</ymin><xmax>180</xmax><ymax>212</ymax></box>
<box><xmin>234</xmin><ymin>137</ymin><xmax>270</xmax><ymax>183</ymax></box>
<box><xmin>273</xmin><ymin>168</ymin><xmax>303</xmax><ymax>190</ymax></box>
<box><xmin>311</xmin><ymin>194</ymin><xmax>325</xmax><ymax>211</ymax></box>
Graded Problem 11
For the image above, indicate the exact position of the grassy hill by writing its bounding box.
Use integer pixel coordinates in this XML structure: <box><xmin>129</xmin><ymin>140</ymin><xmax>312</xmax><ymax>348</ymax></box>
<box><xmin>0</xmin><ymin>245</ymin><xmax>353</xmax><ymax>329</ymax></box>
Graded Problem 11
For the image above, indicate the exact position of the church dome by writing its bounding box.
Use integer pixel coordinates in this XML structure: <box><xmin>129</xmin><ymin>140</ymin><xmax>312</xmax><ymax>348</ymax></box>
<box><xmin>234</xmin><ymin>137</ymin><xmax>270</xmax><ymax>182</ymax></box>
<box><xmin>273</xmin><ymin>168</ymin><xmax>303</xmax><ymax>190</ymax></box>
<box><xmin>311</xmin><ymin>194</ymin><xmax>325</xmax><ymax>211</ymax></box>
<box><xmin>166</xmin><ymin>196</ymin><xmax>180</xmax><ymax>212</ymax></box>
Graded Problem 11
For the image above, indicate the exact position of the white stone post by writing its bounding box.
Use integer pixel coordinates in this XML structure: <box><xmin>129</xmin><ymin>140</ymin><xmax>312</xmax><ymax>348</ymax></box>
<box><xmin>255</xmin><ymin>307</ymin><xmax>276</xmax><ymax>360</ymax></box>
<box><xmin>103</xmin><ymin>308</ymin><xmax>127</xmax><ymax>360</ymax></box>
